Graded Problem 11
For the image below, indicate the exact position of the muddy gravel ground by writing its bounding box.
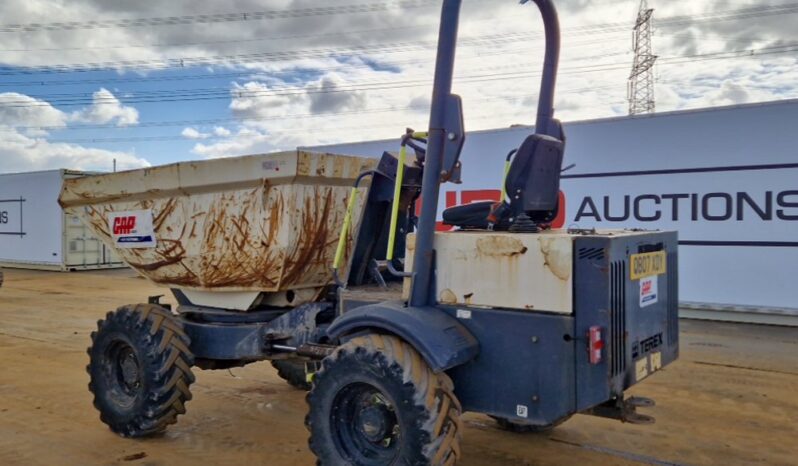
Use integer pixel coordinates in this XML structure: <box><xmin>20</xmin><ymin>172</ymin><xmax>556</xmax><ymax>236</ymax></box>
<box><xmin>0</xmin><ymin>268</ymin><xmax>796</xmax><ymax>466</ymax></box>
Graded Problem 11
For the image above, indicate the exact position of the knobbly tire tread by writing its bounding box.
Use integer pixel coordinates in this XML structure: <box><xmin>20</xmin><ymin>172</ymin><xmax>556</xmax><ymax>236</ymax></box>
<box><xmin>306</xmin><ymin>334</ymin><xmax>462</xmax><ymax>465</ymax></box>
<box><xmin>87</xmin><ymin>303</ymin><xmax>195</xmax><ymax>438</ymax></box>
<box><xmin>271</xmin><ymin>360</ymin><xmax>312</xmax><ymax>391</ymax></box>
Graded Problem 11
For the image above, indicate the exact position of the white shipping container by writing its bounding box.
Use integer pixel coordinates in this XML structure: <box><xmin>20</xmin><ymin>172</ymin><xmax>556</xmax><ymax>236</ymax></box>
<box><xmin>308</xmin><ymin>99</ymin><xmax>798</xmax><ymax>320</ymax></box>
<box><xmin>0</xmin><ymin>169</ymin><xmax>123</xmax><ymax>271</ymax></box>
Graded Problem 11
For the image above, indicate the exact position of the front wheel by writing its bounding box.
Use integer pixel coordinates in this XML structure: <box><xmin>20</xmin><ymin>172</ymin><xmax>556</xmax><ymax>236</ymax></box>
<box><xmin>306</xmin><ymin>334</ymin><xmax>462</xmax><ymax>466</ymax></box>
<box><xmin>87</xmin><ymin>304</ymin><xmax>195</xmax><ymax>437</ymax></box>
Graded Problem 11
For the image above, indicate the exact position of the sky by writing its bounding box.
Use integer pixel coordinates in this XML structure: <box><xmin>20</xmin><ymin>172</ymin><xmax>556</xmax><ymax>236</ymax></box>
<box><xmin>0</xmin><ymin>0</ymin><xmax>796</xmax><ymax>174</ymax></box>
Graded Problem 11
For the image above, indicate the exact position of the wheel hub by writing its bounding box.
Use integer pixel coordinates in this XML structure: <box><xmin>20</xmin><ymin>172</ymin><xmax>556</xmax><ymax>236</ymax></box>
<box><xmin>330</xmin><ymin>383</ymin><xmax>400</xmax><ymax>463</ymax></box>
<box><xmin>115</xmin><ymin>347</ymin><xmax>141</xmax><ymax>394</ymax></box>
<box><xmin>357</xmin><ymin>404</ymin><xmax>393</xmax><ymax>442</ymax></box>
<box><xmin>120</xmin><ymin>353</ymin><xmax>139</xmax><ymax>387</ymax></box>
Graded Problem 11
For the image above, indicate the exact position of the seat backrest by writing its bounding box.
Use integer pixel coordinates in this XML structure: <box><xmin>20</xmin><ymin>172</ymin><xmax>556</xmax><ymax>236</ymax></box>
<box><xmin>503</xmin><ymin>132</ymin><xmax>565</xmax><ymax>222</ymax></box>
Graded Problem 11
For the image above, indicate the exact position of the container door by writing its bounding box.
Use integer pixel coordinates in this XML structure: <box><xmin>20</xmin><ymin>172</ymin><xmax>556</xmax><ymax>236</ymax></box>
<box><xmin>64</xmin><ymin>213</ymin><xmax>102</xmax><ymax>268</ymax></box>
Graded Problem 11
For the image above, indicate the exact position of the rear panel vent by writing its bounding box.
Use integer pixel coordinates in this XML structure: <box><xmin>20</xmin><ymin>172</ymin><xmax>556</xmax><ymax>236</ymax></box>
<box><xmin>667</xmin><ymin>251</ymin><xmax>679</xmax><ymax>345</ymax></box>
<box><xmin>578</xmin><ymin>247</ymin><xmax>605</xmax><ymax>261</ymax></box>
<box><xmin>610</xmin><ymin>260</ymin><xmax>627</xmax><ymax>377</ymax></box>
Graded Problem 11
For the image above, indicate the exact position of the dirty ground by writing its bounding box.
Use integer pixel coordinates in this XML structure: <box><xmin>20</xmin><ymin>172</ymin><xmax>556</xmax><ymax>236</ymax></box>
<box><xmin>0</xmin><ymin>268</ymin><xmax>796</xmax><ymax>466</ymax></box>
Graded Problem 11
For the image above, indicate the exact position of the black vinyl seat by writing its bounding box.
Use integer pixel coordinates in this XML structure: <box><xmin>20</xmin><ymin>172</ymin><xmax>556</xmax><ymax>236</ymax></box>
<box><xmin>442</xmin><ymin>129</ymin><xmax>565</xmax><ymax>231</ymax></box>
<box><xmin>442</xmin><ymin>201</ymin><xmax>503</xmax><ymax>230</ymax></box>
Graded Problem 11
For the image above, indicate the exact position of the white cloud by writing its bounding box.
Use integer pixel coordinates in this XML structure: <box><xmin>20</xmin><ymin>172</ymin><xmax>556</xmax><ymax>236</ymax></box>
<box><xmin>0</xmin><ymin>91</ymin><xmax>149</xmax><ymax>173</ymax></box>
<box><xmin>192</xmin><ymin>127</ymin><xmax>272</xmax><ymax>158</ymax></box>
<box><xmin>229</xmin><ymin>81</ymin><xmax>306</xmax><ymax>120</ymax></box>
<box><xmin>308</xmin><ymin>76</ymin><xmax>365</xmax><ymax>114</ymax></box>
<box><xmin>70</xmin><ymin>88</ymin><xmax>139</xmax><ymax>126</ymax></box>
<box><xmin>0</xmin><ymin>126</ymin><xmax>149</xmax><ymax>173</ymax></box>
<box><xmin>0</xmin><ymin>93</ymin><xmax>69</xmax><ymax>136</ymax></box>
<box><xmin>213</xmin><ymin>126</ymin><xmax>231</xmax><ymax>137</ymax></box>
<box><xmin>181</xmin><ymin>127</ymin><xmax>209</xmax><ymax>139</ymax></box>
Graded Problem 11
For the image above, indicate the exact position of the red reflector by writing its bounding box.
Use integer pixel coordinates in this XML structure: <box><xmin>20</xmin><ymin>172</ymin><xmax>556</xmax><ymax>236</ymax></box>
<box><xmin>594</xmin><ymin>340</ymin><xmax>604</xmax><ymax>350</ymax></box>
<box><xmin>589</xmin><ymin>326</ymin><xmax>603</xmax><ymax>365</ymax></box>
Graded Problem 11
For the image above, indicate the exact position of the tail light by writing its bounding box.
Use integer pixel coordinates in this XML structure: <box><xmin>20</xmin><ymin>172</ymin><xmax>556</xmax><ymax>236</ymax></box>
<box><xmin>588</xmin><ymin>326</ymin><xmax>604</xmax><ymax>365</ymax></box>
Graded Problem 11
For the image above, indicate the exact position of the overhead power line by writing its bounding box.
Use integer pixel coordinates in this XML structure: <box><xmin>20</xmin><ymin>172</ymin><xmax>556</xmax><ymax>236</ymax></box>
<box><xmin>15</xmin><ymin>77</ymin><xmax>791</xmax><ymax>134</ymax></box>
<box><xmin>655</xmin><ymin>1</ymin><xmax>798</xmax><ymax>27</ymax></box>
<box><xmin>0</xmin><ymin>24</ymin><xmax>438</xmax><ymax>53</ymax></box>
<box><xmin>0</xmin><ymin>1</ymin><xmax>437</xmax><ymax>33</ymax></box>
<box><xmin>3</xmin><ymin>0</ymin><xmax>794</xmax><ymax>36</ymax></box>
<box><xmin>3</xmin><ymin>83</ymin><xmax>628</xmax><ymax>133</ymax></box>
<box><xmin>1</xmin><ymin>2</ymin><xmax>796</xmax><ymax>75</ymax></box>
<box><xmin>1</xmin><ymin>43</ymin><xmax>796</xmax><ymax>111</ymax></box>
<box><xmin>0</xmin><ymin>37</ymin><xmax>627</xmax><ymax>88</ymax></box>
<box><xmin>12</xmin><ymin>78</ymin><xmax>795</xmax><ymax>142</ymax></box>
<box><xmin>5</xmin><ymin>50</ymin><xmax>625</xmax><ymax>102</ymax></box>
<box><xmin>0</xmin><ymin>30</ymin><xmax>625</xmax><ymax>76</ymax></box>
<box><xmin>42</xmin><ymin>100</ymin><xmax>636</xmax><ymax>144</ymax></box>
<box><xmin>0</xmin><ymin>61</ymin><xmax>628</xmax><ymax>108</ymax></box>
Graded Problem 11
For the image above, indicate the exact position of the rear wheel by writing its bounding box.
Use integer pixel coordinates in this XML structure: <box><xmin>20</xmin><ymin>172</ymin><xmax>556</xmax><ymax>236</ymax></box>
<box><xmin>490</xmin><ymin>414</ymin><xmax>572</xmax><ymax>433</ymax></box>
<box><xmin>306</xmin><ymin>334</ymin><xmax>462</xmax><ymax>465</ymax></box>
<box><xmin>271</xmin><ymin>360</ymin><xmax>312</xmax><ymax>391</ymax></box>
<box><xmin>87</xmin><ymin>303</ymin><xmax>195</xmax><ymax>437</ymax></box>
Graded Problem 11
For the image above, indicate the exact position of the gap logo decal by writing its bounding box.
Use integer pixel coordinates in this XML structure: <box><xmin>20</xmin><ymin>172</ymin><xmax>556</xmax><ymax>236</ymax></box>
<box><xmin>108</xmin><ymin>210</ymin><xmax>157</xmax><ymax>249</ymax></box>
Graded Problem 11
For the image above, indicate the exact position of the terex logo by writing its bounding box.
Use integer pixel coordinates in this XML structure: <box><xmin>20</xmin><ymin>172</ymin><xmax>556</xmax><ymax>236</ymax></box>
<box><xmin>433</xmin><ymin>189</ymin><xmax>566</xmax><ymax>231</ymax></box>
<box><xmin>113</xmin><ymin>216</ymin><xmax>137</xmax><ymax>235</ymax></box>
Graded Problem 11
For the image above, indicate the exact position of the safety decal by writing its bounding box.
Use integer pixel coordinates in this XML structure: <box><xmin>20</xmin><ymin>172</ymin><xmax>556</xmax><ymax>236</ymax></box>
<box><xmin>639</xmin><ymin>276</ymin><xmax>658</xmax><ymax>308</ymax></box>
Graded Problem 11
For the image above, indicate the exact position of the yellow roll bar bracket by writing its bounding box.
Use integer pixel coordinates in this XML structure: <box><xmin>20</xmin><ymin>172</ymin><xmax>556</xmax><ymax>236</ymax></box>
<box><xmin>332</xmin><ymin>171</ymin><xmax>374</xmax><ymax>287</ymax></box>
<box><xmin>384</xmin><ymin>130</ymin><xmax>426</xmax><ymax>277</ymax></box>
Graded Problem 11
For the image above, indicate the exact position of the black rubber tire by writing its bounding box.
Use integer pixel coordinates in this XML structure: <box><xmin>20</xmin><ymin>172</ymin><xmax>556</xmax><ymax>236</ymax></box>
<box><xmin>306</xmin><ymin>334</ymin><xmax>462</xmax><ymax>466</ymax></box>
<box><xmin>87</xmin><ymin>303</ymin><xmax>195</xmax><ymax>438</ymax></box>
<box><xmin>490</xmin><ymin>414</ymin><xmax>572</xmax><ymax>433</ymax></box>
<box><xmin>271</xmin><ymin>360</ymin><xmax>311</xmax><ymax>391</ymax></box>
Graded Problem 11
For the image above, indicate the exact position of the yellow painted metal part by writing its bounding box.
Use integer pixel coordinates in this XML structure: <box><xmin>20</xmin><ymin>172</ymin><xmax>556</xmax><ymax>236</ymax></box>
<box><xmin>630</xmin><ymin>250</ymin><xmax>667</xmax><ymax>280</ymax></box>
<box><xmin>384</xmin><ymin>131</ymin><xmax>425</xmax><ymax>261</ymax></box>
<box><xmin>500</xmin><ymin>159</ymin><xmax>512</xmax><ymax>202</ymax></box>
<box><xmin>333</xmin><ymin>186</ymin><xmax>360</xmax><ymax>270</ymax></box>
<box><xmin>386</xmin><ymin>145</ymin><xmax>408</xmax><ymax>261</ymax></box>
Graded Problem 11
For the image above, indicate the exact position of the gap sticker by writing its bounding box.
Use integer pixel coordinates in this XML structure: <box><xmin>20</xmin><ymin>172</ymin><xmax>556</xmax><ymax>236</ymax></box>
<box><xmin>108</xmin><ymin>210</ymin><xmax>157</xmax><ymax>249</ymax></box>
<box><xmin>639</xmin><ymin>276</ymin><xmax>658</xmax><ymax>308</ymax></box>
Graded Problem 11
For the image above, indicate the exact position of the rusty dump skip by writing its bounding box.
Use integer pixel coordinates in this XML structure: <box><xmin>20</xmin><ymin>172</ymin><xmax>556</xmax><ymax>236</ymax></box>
<box><xmin>59</xmin><ymin>151</ymin><xmax>376</xmax><ymax>294</ymax></box>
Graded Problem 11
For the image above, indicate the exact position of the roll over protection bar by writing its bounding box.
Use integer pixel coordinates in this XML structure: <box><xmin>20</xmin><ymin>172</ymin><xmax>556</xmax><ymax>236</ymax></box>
<box><xmin>409</xmin><ymin>0</ymin><xmax>563</xmax><ymax>307</ymax></box>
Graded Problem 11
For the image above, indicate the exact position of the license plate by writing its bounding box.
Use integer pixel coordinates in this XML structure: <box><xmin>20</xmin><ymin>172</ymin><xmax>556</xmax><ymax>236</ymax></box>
<box><xmin>630</xmin><ymin>250</ymin><xmax>667</xmax><ymax>280</ymax></box>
